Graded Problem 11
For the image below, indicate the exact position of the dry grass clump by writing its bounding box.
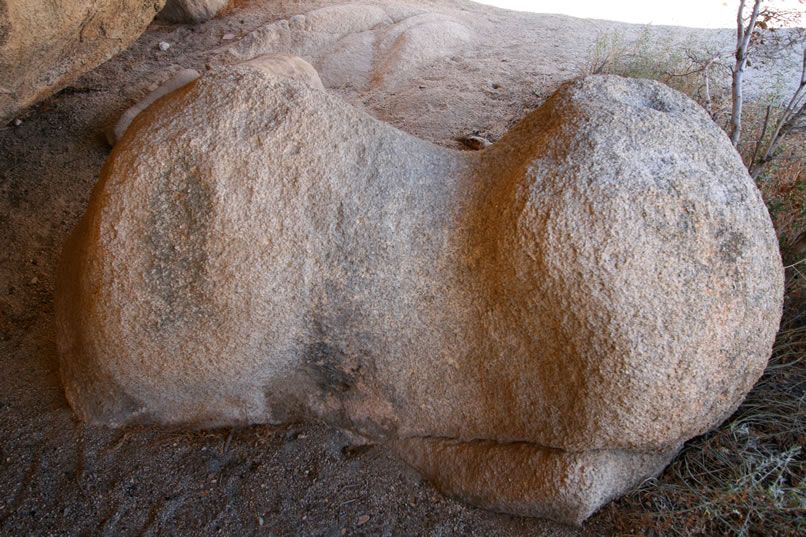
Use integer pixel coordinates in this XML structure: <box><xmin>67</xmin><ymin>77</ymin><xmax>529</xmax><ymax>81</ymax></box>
<box><xmin>743</xmin><ymin>104</ymin><xmax>806</xmax><ymax>259</ymax></box>
<box><xmin>587</xmin><ymin>30</ymin><xmax>806</xmax><ymax>537</ymax></box>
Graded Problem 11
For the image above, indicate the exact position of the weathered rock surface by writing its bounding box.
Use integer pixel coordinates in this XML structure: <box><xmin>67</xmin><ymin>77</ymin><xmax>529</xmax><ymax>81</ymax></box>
<box><xmin>213</xmin><ymin>3</ymin><xmax>473</xmax><ymax>93</ymax></box>
<box><xmin>158</xmin><ymin>0</ymin><xmax>230</xmax><ymax>24</ymax></box>
<box><xmin>0</xmin><ymin>0</ymin><xmax>166</xmax><ymax>124</ymax></box>
<box><xmin>106</xmin><ymin>54</ymin><xmax>323</xmax><ymax>146</ymax></box>
<box><xmin>237</xmin><ymin>53</ymin><xmax>325</xmax><ymax>91</ymax></box>
<box><xmin>55</xmin><ymin>65</ymin><xmax>784</xmax><ymax>524</ymax></box>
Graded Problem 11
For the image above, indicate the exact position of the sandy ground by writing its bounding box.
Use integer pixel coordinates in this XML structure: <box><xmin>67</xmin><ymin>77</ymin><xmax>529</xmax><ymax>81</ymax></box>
<box><xmin>0</xmin><ymin>1</ymin><xmax>796</xmax><ymax>535</ymax></box>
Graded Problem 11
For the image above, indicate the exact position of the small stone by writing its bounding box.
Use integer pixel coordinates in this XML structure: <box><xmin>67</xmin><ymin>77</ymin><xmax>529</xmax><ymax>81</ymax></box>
<box><xmin>357</xmin><ymin>515</ymin><xmax>369</xmax><ymax>526</ymax></box>
<box><xmin>158</xmin><ymin>42</ymin><xmax>171</xmax><ymax>51</ymax></box>
<box><xmin>158</xmin><ymin>0</ymin><xmax>229</xmax><ymax>24</ymax></box>
<box><xmin>258</xmin><ymin>515</ymin><xmax>264</xmax><ymax>526</ymax></box>
<box><xmin>29</xmin><ymin>277</ymin><xmax>38</xmax><ymax>285</ymax></box>
<box><xmin>13</xmin><ymin>119</ymin><xmax>22</xmax><ymax>126</ymax></box>
<box><xmin>222</xmin><ymin>33</ymin><xmax>236</xmax><ymax>41</ymax></box>
<box><xmin>458</xmin><ymin>135</ymin><xmax>492</xmax><ymax>150</ymax></box>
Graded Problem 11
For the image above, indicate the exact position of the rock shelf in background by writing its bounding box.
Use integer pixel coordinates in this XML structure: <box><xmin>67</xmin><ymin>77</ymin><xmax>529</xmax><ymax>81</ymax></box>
<box><xmin>55</xmin><ymin>65</ymin><xmax>784</xmax><ymax>525</ymax></box>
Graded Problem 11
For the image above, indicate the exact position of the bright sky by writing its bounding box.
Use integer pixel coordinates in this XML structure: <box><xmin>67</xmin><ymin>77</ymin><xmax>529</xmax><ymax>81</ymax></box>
<box><xmin>472</xmin><ymin>0</ymin><xmax>804</xmax><ymax>28</ymax></box>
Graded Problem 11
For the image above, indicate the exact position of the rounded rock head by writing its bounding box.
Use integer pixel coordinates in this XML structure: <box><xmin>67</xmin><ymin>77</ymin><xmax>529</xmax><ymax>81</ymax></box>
<box><xmin>474</xmin><ymin>76</ymin><xmax>785</xmax><ymax>452</ymax></box>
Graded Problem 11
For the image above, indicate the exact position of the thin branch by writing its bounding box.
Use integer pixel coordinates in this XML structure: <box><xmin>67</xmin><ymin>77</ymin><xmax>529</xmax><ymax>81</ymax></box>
<box><xmin>749</xmin><ymin>104</ymin><xmax>772</xmax><ymax>175</ymax></box>
<box><xmin>703</xmin><ymin>55</ymin><xmax>722</xmax><ymax>118</ymax></box>
<box><xmin>760</xmin><ymin>48</ymin><xmax>806</xmax><ymax>163</ymax></box>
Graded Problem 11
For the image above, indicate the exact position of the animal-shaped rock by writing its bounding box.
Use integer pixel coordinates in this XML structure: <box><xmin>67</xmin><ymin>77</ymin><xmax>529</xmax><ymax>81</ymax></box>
<box><xmin>55</xmin><ymin>65</ymin><xmax>784</xmax><ymax>525</ymax></box>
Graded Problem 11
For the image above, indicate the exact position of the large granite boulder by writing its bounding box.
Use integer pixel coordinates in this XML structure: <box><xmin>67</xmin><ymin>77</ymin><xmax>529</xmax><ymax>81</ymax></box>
<box><xmin>55</xmin><ymin>65</ymin><xmax>784</xmax><ymax>524</ymax></box>
<box><xmin>0</xmin><ymin>0</ymin><xmax>166</xmax><ymax>124</ymax></box>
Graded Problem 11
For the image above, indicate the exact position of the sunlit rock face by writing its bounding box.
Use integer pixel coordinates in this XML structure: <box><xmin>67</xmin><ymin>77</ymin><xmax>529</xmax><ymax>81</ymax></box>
<box><xmin>0</xmin><ymin>0</ymin><xmax>166</xmax><ymax>124</ymax></box>
<box><xmin>55</xmin><ymin>66</ymin><xmax>783</xmax><ymax>525</ymax></box>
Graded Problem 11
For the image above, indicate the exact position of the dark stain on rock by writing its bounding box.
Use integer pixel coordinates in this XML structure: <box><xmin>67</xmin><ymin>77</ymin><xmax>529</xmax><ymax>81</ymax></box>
<box><xmin>145</xmin><ymin>160</ymin><xmax>212</xmax><ymax>328</ymax></box>
<box><xmin>719</xmin><ymin>231</ymin><xmax>747</xmax><ymax>264</ymax></box>
<box><xmin>303</xmin><ymin>341</ymin><xmax>355</xmax><ymax>395</ymax></box>
<box><xmin>645</xmin><ymin>95</ymin><xmax>675</xmax><ymax>113</ymax></box>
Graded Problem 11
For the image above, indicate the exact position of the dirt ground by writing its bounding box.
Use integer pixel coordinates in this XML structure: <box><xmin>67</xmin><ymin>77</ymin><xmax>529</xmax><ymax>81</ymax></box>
<box><xmin>0</xmin><ymin>1</ymin><xmax>792</xmax><ymax>535</ymax></box>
